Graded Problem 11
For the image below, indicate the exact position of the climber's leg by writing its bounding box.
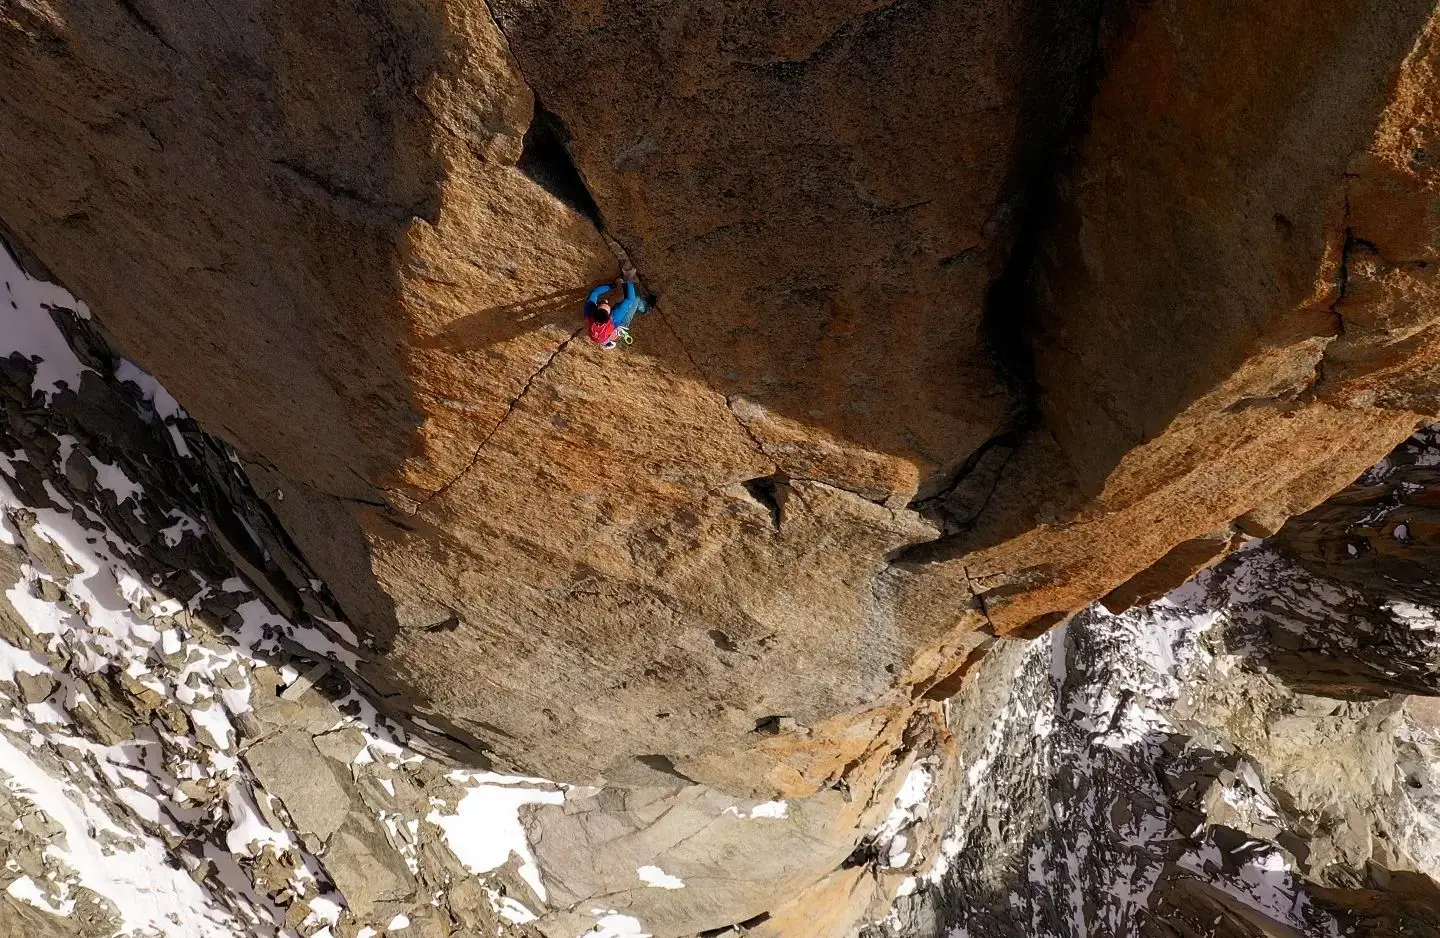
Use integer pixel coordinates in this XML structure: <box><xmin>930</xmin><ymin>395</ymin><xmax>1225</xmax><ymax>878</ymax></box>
<box><xmin>612</xmin><ymin>281</ymin><xmax>643</xmax><ymax>331</ymax></box>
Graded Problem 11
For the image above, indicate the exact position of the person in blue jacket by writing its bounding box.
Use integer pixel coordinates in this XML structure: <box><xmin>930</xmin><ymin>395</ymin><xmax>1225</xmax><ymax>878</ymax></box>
<box><xmin>583</xmin><ymin>278</ymin><xmax>648</xmax><ymax>350</ymax></box>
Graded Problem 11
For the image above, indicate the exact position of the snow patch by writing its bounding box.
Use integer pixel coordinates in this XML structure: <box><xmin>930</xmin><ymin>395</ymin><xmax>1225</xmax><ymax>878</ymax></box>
<box><xmin>584</xmin><ymin>911</ymin><xmax>652</xmax><ymax>937</ymax></box>
<box><xmin>0</xmin><ymin>247</ymin><xmax>90</xmax><ymax>397</ymax></box>
<box><xmin>637</xmin><ymin>864</ymin><xmax>685</xmax><ymax>889</ymax></box>
<box><xmin>425</xmin><ymin>774</ymin><xmax>564</xmax><ymax>901</ymax></box>
<box><xmin>723</xmin><ymin>799</ymin><xmax>789</xmax><ymax>819</ymax></box>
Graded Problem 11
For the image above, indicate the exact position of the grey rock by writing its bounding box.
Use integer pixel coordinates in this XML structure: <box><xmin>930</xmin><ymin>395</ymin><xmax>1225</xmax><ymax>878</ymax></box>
<box><xmin>314</xmin><ymin>727</ymin><xmax>368</xmax><ymax>767</ymax></box>
<box><xmin>232</xmin><ymin>710</ymin><xmax>265</xmax><ymax>743</ymax></box>
<box><xmin>324</xmin><ymin>812</ymin><xmax>416</xmax><ymax>916</ymax></box>
<box><xmin>14</xmin><ymin>671</ymin><xmax>55</xmax><ymax>705</ymax></box>
<box><xmin>62</xmin><ymin>448</ymin><xmax>95</xmax><ymax>494</ymax></box>
<box><xmin>529</xmin><ymin>784</ymin><xmax>857</xmax><ymax>937</ymax></box>
<box><xmin>73</xmin><ymin>372</ymin><xmax>163</xmax><ymax>458</ymax></box>
<box><xmin>279</xmin><ymin>661</ymin><xmax>330</xmax><ymax>702</ymax></box>
<box><xmin>243</xmin><ymin>730</ymin><xmax>354</xmax><ymax>842</ymax></box>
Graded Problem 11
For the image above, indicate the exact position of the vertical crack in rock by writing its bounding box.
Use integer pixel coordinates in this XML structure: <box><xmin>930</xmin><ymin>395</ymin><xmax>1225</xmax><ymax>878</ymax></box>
<box><xmin>1333</xmin><ymin>184</ymin><xmax>1356</xmax><ymax>334</ymax></box>
<box><xmin>1316</xmin><ymin>187</ymin><xmax>1356</xmax><ymax>393</ymax></box>
<box><xmin>1306</xmin><ymin>183</ymin><xmax>1365</xmax><ymax>401</ymax></box>
<box><xmin>480</xmin><ymin>0</ymin><xmax>777</xmax><ymax>472</ymax></box>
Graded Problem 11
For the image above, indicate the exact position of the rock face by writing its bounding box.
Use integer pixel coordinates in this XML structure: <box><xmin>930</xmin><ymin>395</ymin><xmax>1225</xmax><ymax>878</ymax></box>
<box><xmin>3</xmin><ymin>0</ymin><xmax>1440</xmax><ymax>810</ymax></box>
<box><xmin>0</xmin><ymin>224</ymin><xmax>948</xmax><ymax>938</ymax></box>
<box><xmin>927</xmin><ymin>0</ymin><xmax>1440</xmax><ymax>634</ymax></box>
<box><xmin>6</xmin><ymin>199</ymin><xmax>1440</xmax><ymax>935</ymax></box>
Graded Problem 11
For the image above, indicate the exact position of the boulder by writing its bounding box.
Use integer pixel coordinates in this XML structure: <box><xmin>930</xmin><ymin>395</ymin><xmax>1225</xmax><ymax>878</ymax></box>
<box><xmin>243</xmin><ymin>730</ymin><xmax>352</xmax><ymax>843</ymax></box>
<box><xmin>324</xmin><ymin>813</ymin><xmax>416</xmax><ymax>916</ymax></box>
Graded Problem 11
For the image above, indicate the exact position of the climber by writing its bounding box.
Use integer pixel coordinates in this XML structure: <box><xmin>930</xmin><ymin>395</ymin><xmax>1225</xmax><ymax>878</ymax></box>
<box><xmin>583</xmin><ymin>277</ymin><xmax>647</xmax><ymax>350</ymax></box>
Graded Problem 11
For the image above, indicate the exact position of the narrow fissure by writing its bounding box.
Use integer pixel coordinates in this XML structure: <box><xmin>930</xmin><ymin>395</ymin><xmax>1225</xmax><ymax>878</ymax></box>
<box><xmin>486</xmin><ymin>5</ymin><xmax>783</xmax><ymax>490</ymax></box>
<box><xmin>1312</xmin><ymin>189</ymin><xmax>1358</xmax><ymax>397</ymax></box>
<box><xmin>411</xmin><ymin>329</ymin><xmax>580</xmax><ymax>513</ymax></box>
<box><xmin>1331</xmin><ymin>193</ymin><xmax>1356</xmax><ymax>333</ymax></box>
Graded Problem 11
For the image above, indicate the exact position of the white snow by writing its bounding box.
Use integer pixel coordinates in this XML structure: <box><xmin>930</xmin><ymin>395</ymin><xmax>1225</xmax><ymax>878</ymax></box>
<box><xmin>872</xmin><ymin>764</ymin><xmax>933</xmax><ymax>843</ymax></box>
<box><xmin>636</xmin><ymin>864</ymin><xmax>685</xmax><ymax>889</ymax></box>
<box><xmin>316</xmin><ymin>614</ymin><xmax>359</xmax><ymax>647</ymax></box>
<box><xmin>0</xmin><ymin>730</ymin><xmax>246</xmax><ymax>936</ymax></box>
<box><xmin>225</xmin><ymin>783</ymin><xmax>293</xmax><ymax>856</ymax></box>
<box><xmin>190</xmin><ymin>702</ymin><xmax>235</xmax><ymax>751</ymax></box>
<box><xmin>1390</xmin><ymin>600</ymin><xmax>1440</xmax><ymax>631</ymax></box>
<box><xmin>159</xmin><ymin>512</ymin><xmax>203</xmax><ymax>548</ymax></box>
<box><xmin>0</xmin><ymin>636</ymin><xmax>51</xmax><ymax>682</ymax></box>
<box><xmin>304</xmin><ymin>895</ymin><xmax>343</xmax><ymax>928</ymax></box>
<box><xmin>115</xmin><ymin>358</ymin><xmax>183</xmax><ymax>421</ymax></box>
<box><xmin>425</xmin><ymin>773</ymin><xmax>565</xmax><ymax>901</ymax></box>
<box><xmin>6</xmin><ymin>874</ymin><xmax>68</xmax><ymax>915</ymax></box>
<box><xmin>584</xmin><ymin>911</ymin><xmax>652</xmax><ymax>937</ymax></box>
<box><xmin>387</xmin><ymin>913</ymin><xmax>411</xmax><ymax>930</ymax></box>
<box><xmin>88</xmin><ymin>456</ymin><xmax>143</xmax><ymax>505</ymax></box>
<box><xmin>1</xmin><ymin>247</ymin><xmax>89</xmax><ymax>397</ymax></box>
<box><xmin>496</xmin><ymin>894</ymin><xmax>538</xmax><ymax>923</ymax></box>
<box><xmin>725</xmin><ymin>799</ymin><xmax>789</xmax><ymax>819</ymax></box>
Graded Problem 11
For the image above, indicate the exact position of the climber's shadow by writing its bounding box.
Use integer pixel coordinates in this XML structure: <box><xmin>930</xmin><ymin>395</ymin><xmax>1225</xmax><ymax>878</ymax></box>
<box><xmin>417</xmin><ymin>286</ymin><xmax>591</xmax><ymax>351</ymax></box>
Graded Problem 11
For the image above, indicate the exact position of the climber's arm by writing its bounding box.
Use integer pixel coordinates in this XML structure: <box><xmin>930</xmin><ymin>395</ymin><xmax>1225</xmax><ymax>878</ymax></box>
<box><xmin>584</xmin><ymin>283</ymin><xmax>611</xmax><ymax>320</ymax></box>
